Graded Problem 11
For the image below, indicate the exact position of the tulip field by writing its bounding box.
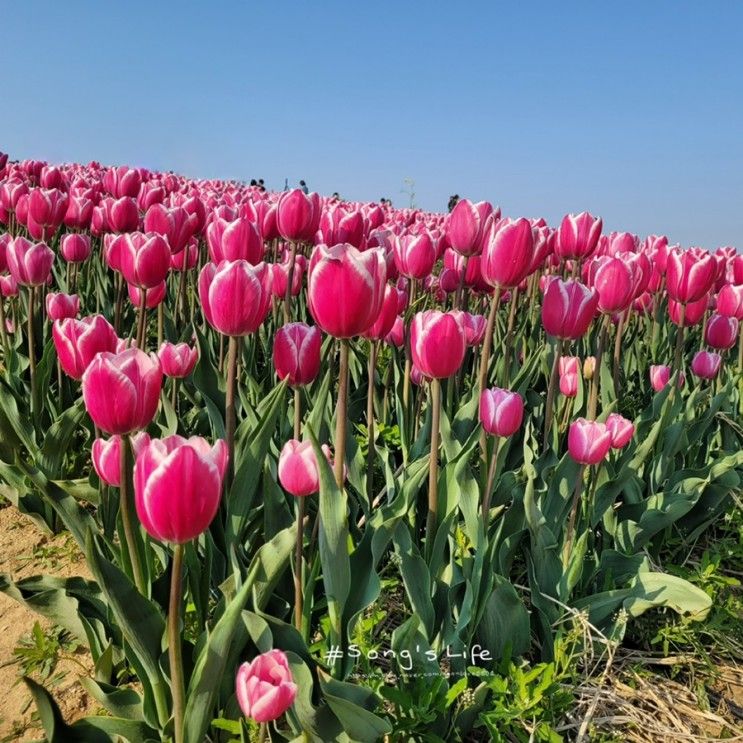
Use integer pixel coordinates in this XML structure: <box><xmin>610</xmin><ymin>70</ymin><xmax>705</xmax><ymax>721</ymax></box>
<box><xmin>1</xmin><ymin>152</ymin><xmax>743</xmax><ymax>742</ymax></box>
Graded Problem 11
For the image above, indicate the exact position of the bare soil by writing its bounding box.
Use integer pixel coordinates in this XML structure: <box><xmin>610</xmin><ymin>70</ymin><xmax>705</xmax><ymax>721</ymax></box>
<box><xmin>0</xmin><ymin>504</ymin><xmax>97</xmax><ymax>740</ymax></box>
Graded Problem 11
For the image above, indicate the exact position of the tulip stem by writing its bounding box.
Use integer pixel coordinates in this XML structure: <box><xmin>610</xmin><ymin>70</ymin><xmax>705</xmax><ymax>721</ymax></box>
<box><xmin>27</xmin><ymin>286</ymin><xmax>37</xmax><ymax>415</ymax></box>
<box><xmin>543</xmin><ymin>338</ymin><xmax>565</xmax><ymax>451</ymax></box>
<box><xmin>293</xmin><ymin>386</ymin><xmax>302</xmax><ymax>440</ymax></box>
<box><xmin>402</xmin><ymin>280</ymin><xmax>418</xmax><ymax>414</ymax></box>
<box><xmin>284</xmin><ymin>242</ymin><xmax>298</xmax><ymax>323</ymax></box>
<box><xmin>673</xmin><ymin>304</ymin><xmax>687</xmax><ymax>374</ymax></box>
<box><xmin>588</xmin><ymin>316</ymin><xmax>609</xmax><ymax>420</ymax></box>
<box><xmin>294</xmin><ymin>495</ymin><xmax>305</xmax><ymax>633</ymax></box>
<box><xmin>225</xmin><ymin>335</ymin><xmax>239</xmax><ymax>487</ymax></box>
<box><xmin>170</xmin><ymin>378</ymin><xmax>178</xmax><ymax>415</ymax></box>
<box><xmin>366</xmin><ymin>340</ymin><xmax>377</xmax><ymax>505</ymax></box>
<box><xmin>502</xmin><ymin>287</ymin><xmax>520</xmax><ymax>386</ymax></box>
<box><xmin>563</xmin><ymin>464</ymin><xmax>586</xmax><ymax>566</ymax></box>
<box><xmin>334</xmin><ymin>340</ymin><xmax>349</xmax><ymax>489</ymax></box>
<box><xmin>257</xmin><ymin>722</ymin><xmax>268</xmax><ymax>743</ymax></box>
<box><xmin>167</xmin><ymin>542</ymin><xmax>186</xmax><ymax>743</ymax></box>
<box><xmin>478</xmin><ymin>284</ymin><xmax>502</xmax><ymax>467</ymax></box>
<box><xmin>738</xmin><ymin>324</ymin><xmax>743</xmax><ymax>376</ymax></box>
<box><xmin>0</xmin><ymin>296</ymin><xmax>9</xmax><ymax>366</ymax></box>
<box><xmin>177</xmin><ymin>266</ymin><xmax>188</xmax><ymax>325</ymax></box>
<box><xmin>120</xmin><ymin>436</ymin><xmax>146</xmax><ymax>594</ymax></box>
<box><xmin>482</xmin><ymin>436</ymin><xmax>502</xmax><ymax>519</ymax></box>
<box><xmin>612</xmin><ymin>311</ymin><xmax>625</xmax><ymax>395</ymax></box>
<box><xmin>136</xmin><ymin>289</ymin><xmax>148</xmax><ymax>350</ymax></box>
<box><xmin>425</xmin><ymin>377</ymin><xmax>441</xmax><ymax>561</ymax></box>
<box><xmin>157</xmin><ymin>303</ymin><xmax>164</xmax><ymax>348</ymax></box>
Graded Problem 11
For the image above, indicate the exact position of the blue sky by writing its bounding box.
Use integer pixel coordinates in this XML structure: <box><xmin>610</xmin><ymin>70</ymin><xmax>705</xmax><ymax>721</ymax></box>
<box><xmin>3</xmin><ymin>2</ymin><xmax>742</xmax><ymax>247</ymax></box>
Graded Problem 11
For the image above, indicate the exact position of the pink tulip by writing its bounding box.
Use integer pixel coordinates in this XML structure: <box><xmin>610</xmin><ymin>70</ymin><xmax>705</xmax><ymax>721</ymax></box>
<box><xmin>158</xmin><ymin>341</ymin><xmax>199</xmax><ymax>378</ymax></box>
<box><xmin>171</xmin><ymin>239</ymin><xmax>199</xmax><ymax>272</ymax></box>
<box><xmin>28</xmin><ymin>188</ymin><xmax>67</xmax><ymax>233</ymax></box>
<box><xmin>273</xmin><ymin>323</ymin><xmax>321</xmax><ymax>386</ymax></box>
<box><xmin>479</xmin><ymin>388</ymin><xmax>524</xmax><ymax>437</ymax></box>
<box><xmin>128</xmin><ymin>281</ymin><xmax>167</xmax><ymax>309</ymax></box>
<box><xmin>271</xmin><ymin>256</ymin><xmax>306</xmax><ymax>298</ymax></box>
<box><xmin>481</xmin><ymin>217</ymin><xmax>534</xmax><ymax>288</ymax></box>
<box><xmin>691</xmin><ymin>351</ymin><xmax>722</xmax><ymax>380</ymax></box>
<box><xmin>198</xmin><ymin>260</ymin><xmax>272</xmax><ymax>336</ymax></box>
<box><xmin>605</xmin><ymin>413</ymin><xmax>634</xmax><ymax>449</ymax></box>
<box><xmin>52</xmin><ymin>315</ymin><xmax>119</xmax><ymax>380</ymax></box>
<box><xmin>60</xmin><ymin>233</ymin><xmax>92</xmax><ymax>263</ymax></box>
<box><xmin>458</xmin><ymin>312</ymin><xmax>487</xmax><ymax>346</ymax></box>
<box><xmin>276</xmin><ymin>189</ymin><xmax>321</xmax><ymax>242</ymax></box>
<box><xmin>81</xmin><ymin>348</ymin><xmax>162</xmax><ymax>434</ymax></box>
<box><xmin>385</xmin><ymin>316</ymin><xmax>405</xmax><ymax>348</ymax></box>
<box><xmin>446</xmin><ymin>199</ymin><xmax>495</xmax><ymax>257</ymax></box>
<box><xmin>134</xmin><ymin>435</ymin><xmax>228</xmax><ymax>543</ymax></box>
<box><xmin>144</xmin><ymin>204</ymin><xmax>194</xmax><ymax>254</ymax></box>
<box><xmin>716</xmin><ymin>284</ymin><xmax>743</xmax><ymax>320</ymax></box>
<box><xmin>118</xmin><ymin>232</ymin><xmax>171</xmax><ymax>288</ymax></box>
<box><xmin>236</xmin><ymin>650</ymin><xmax>297</xmax><ymax>724</ymax></box>
<box><xmin>0</xmin><ymin>179</ymin><xmax>28</xmax><ymax>212</ymax></box>
<box><xmin>64</xmin><ymin>196</ymin><xmax>94</xmax><ymax>229</ymax></box>
<box><xmin>6</xmin><ymin>237</ymin><xmax>54</xmax><ymax>286</ymax></box>
<box><xmin>392</xmin><ymin>232</ymin><xmax>436</xmax><ymax>279</ymax></box>
<box><xmin>105</xmin><ymin>197</ymin><xmax>140</xmax><ymax>233</ymax></box>
<box><xmin>104</xmin><ymin>166</ymin><xmax>142</xmax><ymax>198</ymax></box>
<box><xmin>590</xmin><ymin>256</ymin><xmax>635</xmax><ymax>313</ymax></box>
<box><xmin>559</xmin><ymin>356</ymin><xmax>581</xmax><ymax>377</ymax></box>
<box><xmin>362</xmin><ymin>284</ymin><xmax>399</xmax><ymax>341</ymax></box>
<box><xmin>555</xmin><ymin>212</ymin><xmax>603</xmax><ymax>260</ymax></box>
<box><xmin>317</xmin><ymin>206</ymin><xmax>366</xmax><ymax>249</ymax></box>
<box><xmin>45</xmin><ymin>292</ymin><xmax>79</xmax><ymax>321</ymax></box>
<box><xmin>0</xmin><ymin>274</ymin><xmax>16</xmax><ymax>298</ymax></box>
<box><xmin>649</xmin><ymin>364</ymin><xmax>684</xmax><ymax>392</ymax></box>
<box><xmin>308</xmin><ymin>244</ymin><xmax>386</xmax><ymax>338</ymax></box>
<box><xmin>705</xmin><ymin>313</ymin><xmax>738</xmax><ymax>350</ymax></box>
<box><xmin>277</xmin><ymin>439</ymin><xmax>335</xmax><ymax>496</ymax></box>
<box><xmin>666</xmin><ymin>249</ymin><xmax>717</xmax><ymax>304</ymax></box>
<box><xmin>568</xmin><ymin>418</ymin><xmax>612</xmax><ymax>465</ymax></box>
<box><xmin>559</xmin><ymin>372</ymin><xmax>579</xmax><ymax>397</ymax></box>
<box><xmin>668</xmin><ymin>296</ymin><xmax>707</xmax><ymax>327</ymax></box>
<box><xmin>91</xmin><ymin>432</ymin><xmax>151</xmax><ymax>487</ymax></box>
<box><xmin>411</xmin><ymin>310</ymin><xmax>466</xmax><ymax>379</ymax></box>
<box><xmin>541</xmin><ymin>278</ymin><xmax>599</xmax><ymax>340</ymax></box>
<box><xmin>206</xmin><ymin>216</ymin><xmax>264</xmax><ymax>264</ymax></box>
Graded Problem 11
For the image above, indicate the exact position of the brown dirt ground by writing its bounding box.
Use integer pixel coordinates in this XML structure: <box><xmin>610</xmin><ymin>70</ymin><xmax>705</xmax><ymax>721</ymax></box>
<box><xmin>0</xmin><ymin>504</ymin><xmax>97</xmax><ymax>741</ymax></box>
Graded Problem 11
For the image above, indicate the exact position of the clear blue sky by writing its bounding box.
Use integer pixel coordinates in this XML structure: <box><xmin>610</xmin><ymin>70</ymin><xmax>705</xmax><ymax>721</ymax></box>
<box><xmin>3</xmin><ymin>1</ymin><xmax>742</xmax><ymax>248</ymax></box>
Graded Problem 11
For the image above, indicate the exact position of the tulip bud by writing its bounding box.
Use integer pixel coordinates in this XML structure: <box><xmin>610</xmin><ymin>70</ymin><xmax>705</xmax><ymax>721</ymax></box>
<box><xmin>206</xmin><ymin>216</ymin><xmax>264</xmax><ymax>263</ymax></box>
<box><xmin>46</xmin><ymin>292</ymin><xmax>80</xmax><ymax>321</ymax></box>
<box><xmin>385</xmin><ymin>316</ymin><xmax>405</xmax><ymax>348</ymax></box>
<box><xmin>119</xmin><ymin>232</ymin><xmax>171</xmax><ymax>288</ymax></box>
<box><xmin>479</xmin><ymin>388</ymin><xmax>524</xmax><ymax>437</ymax></box>
<box><xmin>555</xmin><ymin>212</ymin><xmax>603</xmax><ymax>260</ymax></box>
<box><xmin>92</xmin><ymin>432</ymin><xmax>151</xmax><ymax>487</ymax></box>
<box><xmin>458</xmin><ymin>312</ymin><xmax>487</xmax><ymax>346</ymax></box>
<box><xmin>666</xmin><ymin>249</ymin><xmax>717</xmax><ymax>304</ymax></box>
<box><xmin>481</xmin><ymin>217</ymin><xmax>534</xmax><ymax>288</ymax></box>
<box><xmin>6</xmin><ymin>237</ymin><xmax>54</xmax><ymax>286</ymax></box>
<box><xmin>583</xmin><ymin>356</ymin><xmax>596</xmax><ymax>379</ymax></box>
<box><xmin>559</xmin><ymin>356</ymin><xmax>581</xmax><ymax>377</ymax></box>
<box><xmin>236</xmin><ymin>650</ymin><xmax>297</xmax><ymax>724</ymax></box>
<box><xmin>308</xmin><ymin>244</ymin><xmax>387</xmax><ymax>338</ymax></box>
<box><xmin>362</xmin><ymin>284</ymin><xmax>399</xmax><ymax>340</ymax></box>
<box><xmin>198</xmin><ymin>260</ymin><xmax>272</xmax><ymax>336</ymax></box>
<box><xmin>276</xmin><ymin>189</ymin><xmax>321</xmax><ymax>242</ymax></box>
<box><xmin>446</xmin><ymin>199</ymin><xmax>495</xmax><ymax>257</ymax></box>
<box><xmin>273</xmin><ymin>323</ymin><xmax>321</xmax><ymax>386</ymax></box>
<box><xmin>82</xmin><ymin>348</ymin><xmax>162</xmax><ymax>434</ymax></box>
<box><xmin>649</xmin><ymin>364</ymin><xmax>684</xmax><ymax>392</ymax></box>
<box><xmin>134</xmin><ymin>435</ymin><xmax>228</xmax><ymax>543</ymax></box>
<box><xmin>392</xmin><ymin>232</ymin><xmax>436</xmax><ymax>279</ymax></box>
<box><xmin>60</xmin><ymin>233</ymin><xmax>92</xmax><ymax>263</ymax></box>
<box><xmin>589</xmin><ymin>256</ymin><xmax>635</xmax><ymax>313</ymax></box>
<box><xmin>541</xmin><ymin>278</ymin><xmax>599</xmax><ymax>340</ymax></box>
<box><xmin>705</xmin><ymin>313</ymin><xmax>738</xmax><ymax>350</ymax></box>
<box><xmin>567</xmin><ymin>418</ymin><xmax>612</xmax><ymax>465</ymax></box>
<box><xmin>605</xmin><ymin>413</ymin><xmax>634</xmax><ymax>449</ymax></box>
<box><xmin>411</xmin><ymin>310</ymin><xmax>466</xmax><ymax>379</ymax></box>
<box><xmin>691</xmin><ymin>351</ymin><xmax>722</xmax><ymax>380</ymax></box>
<box><xmin>717</xmin><ymin>284</ymin><xmax>743</xmax><ymax>320</ymax></box>
<box><xmin>559</xmin><ymin>372</ymin><xmax>579</xmax><ymax>397</ymax></box>
<box><xmin>277</xmin><ymin>439</ymin><xmax>335</xmax><ymax>496</ymax></box>
<box><xmin>0</xmin><ymin>275</ymin><xmax>18</xmax><ymax>298</ymax></box>
<box><xmin>158</xmin><ymin>341</ymin><xmax>199</xmax><ymax>378</ymax></box>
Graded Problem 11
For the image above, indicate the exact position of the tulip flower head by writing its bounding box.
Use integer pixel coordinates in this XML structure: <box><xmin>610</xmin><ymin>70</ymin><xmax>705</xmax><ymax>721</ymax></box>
<box><xmin>236</xmin><ymin>649</ymin><xmax>297</xmax><ymax>724</ymax></box>
<box><xmin>691</xmin><ymin>351</ymin><xmax>722</xmax><ymax>380</ymax></box>
<box><xmin>134</xmin><ymin>435</ymin><xmax>228</xmax><ymax>543</ymax></box>
<box><xmin>479</xmin><ymin>388</ymin><xmax>524</xmax><ymax>437</ymax></box>
<box><xmin>411</xmin><ymin>310</ymin><xmax>466</xmax><ymax>379</ymax></box>
<box><xmin>53</xmin><ymin>314</ymin><xmax>119</xmax><ymax>380</ymax></box>
<box><xmin>541</xmin><ymin>278</ymin><xmax>599</xmax><ymax>340</ymax></box>
<box><xmin>605</xmin><ymin>413</ymin><xmax>634</xmax><ymax>449</ymax></box>
<box><xmin>158</xmin><ymin>341</ymin><xmax>199</xmax><ymax>379</ymax></box>
<box><xmin>649</xmin><ymin>364</ymin><xmax>684</xmax><ymax>392</ymax></box>
<box><xmin>273</xmin><ymin>323</ymin><xmax>321</xmax><ymax>386</ymax></box>
<box><xmin>568</xmin><ymin>418</ymin><xmax>612</xmax><ymax>465</ymax></box>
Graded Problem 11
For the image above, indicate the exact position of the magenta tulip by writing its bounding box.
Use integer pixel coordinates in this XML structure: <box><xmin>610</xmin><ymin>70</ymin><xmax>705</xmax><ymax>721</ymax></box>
<box><xmin>118</xmin><ymin>232</ymin><xmax>171</xmax><ymax>289</ymax></box>
<box><xmin>446</xmin><ymin>199</ymin><xmax>494</xmax><ymax>257</ymax></box>
<box><xmin>411</xmin><ymin>310</ymin><xmax>466</xmax><ymax>379</ymax></box>
<box><xmin>541</xmin><ymin>278</ymin><xmax>599</xmax><ymax>340</ymax></box>
<box><xmin>308</xmin><ymin>244</ymin><xmax>386</xmax><ymax>338</ymax></box>
<box><xmin>705</xmin><ymin>314</ymin><xmax>738</xmax><ymax>350</ymax></box>
<box><xmin>158</xmin><ymin>341</ymin><xmax>199</xmax><ymax>378</ymax></box>
<box><xmin>479</xmin><ymin>388</ymin><xmax>524</xmax><ymax>437</ymax></box>
<box><xmin>6</xmin><ymin>237</ymin><xmax>54</xmax><ymax>286</ymax></box>
<box><xmin>45</xmin><ymin>292</ymin><xmax>79</xmax><ymax>321</ymax></box>
<box><xmin>144</xmin><ymin>204</ymin><xmax>194</xmax><ymax>254</ymax></box>
<box><xmin>81</xmin><ymin>348</ymin><xmax>162</xmax><ymax>434</ymax></box>
<box><xmin>236</xmin><ymin>650</ymin><xmax>297</xmax><ymax>724</ymax></box>
<box><xmin>385</xmin><ymin>316</ymin><xmax>405</xmax><ymax>348</ymax></box>
<box><xmin>668</xmin><ymin>296</ymin><xmax>707</xmax><ymax>327</ymax></box>
<box><xmin>459</xmin><ymin>312</ymin><xmax>487</xmax><ymax>346</ymax></box>
<box><xmin>559</xmin><ymin>356</ymin><xmax>581</xmax><ymax>377</ymax></box>
<box><xmin>649</xmin><ymin>364</ymin><xmax>684</xmax><ymax>392</ymax></box>
<box><xmin>362</xmin><ymin>284</ymin><xmax>399</xmax><ymax>341</ymax></box>
<box><xmin>92</xmin><ymin>432</ymin><xmax>151</xmax><ymax>487</ymax></box>
<box><xmin>666</xmin><ymin>249</ymin><xmax>717</xmax><ymax>304</ymax></box>
<box><xmin>60</xmin><ymin>233</ymin><xmax>92</xmax><ymax>263</ymax></box>
<box><xmin>206</xmin><ymin>215</ymin><xmax>264</xmax><ymax>264</ymax></box>
<box><xmin>273</xmin><ymin>323</ymin><xmax>322</xmax><ymax>386</ymax></box>
<box><xmin>53</xmin><ymin>315</ymin><xmax>119</xmax><ymax>379</ymax></box>
<box><xmin>105</xmin><ymin>197</ymin><xmax>140</xmax><ymax>233</ymax></box>
<box><xmin>481</xmin><ymin>217</ymin><xmax>534</xmax><ymax>288</ymax></box>
<box><xmin>567</xmin><ymin>418</ymin><xmax>612</xmax><ymax>465</ymax></box>
<box><xmin>605</xmin><ymin>413</ymin><xmax>634</xmax><ymax>449</ymax></box>
<box><xmin>198</xmin><ymin>260</ymin><xmax>272</xmax><ymax>336</ymax></box>
<box><xmin>691</xmin><ymin>351</ymin><xmax>722</xmax><ymax>380</ymax></box>
<box><xmin>277</xmin><ymin>439</ymin><xmax>331</xmax><ymax>496</ymax></box>
<box><xmin>134</xmin><ymin>435</ymin><xmax>228</xmax><ymax>543</ymax></box>
<box><xmin>104</xmin><ymin>166</ymin><xmax>142</xmax><ymax>198</ymax></box>
<box><xmin>276</xmin><ymin>189</ymin><xmax>321</xmax><ymax>242</ymax></box>
<box><xmin>392</xmin><ymin>232</ymin><xmax>437</xmax><ymax>279</ymax></box>
<box><xmin>717</xmin><ymin>284</ymin><xmax>743</xmax><ymax>320</ymax></box>
<box><xmin>590</xmin><ymin>256</ymin><xmax>635</xmax><ymax>313</ymax></box>
<box><xmin>128</xmin><ymin>281</ymin><xmax>167</xmax><ymax>309</ymax></box>
<box><xmin>559</xmin><ymin>372</ymin><xmax>579</xmax><ymax>397</ymax></box>
<box><xmin>555</xmin><ymin>212</ymin><xmax>602</xmax><ymax>260</ymax></box>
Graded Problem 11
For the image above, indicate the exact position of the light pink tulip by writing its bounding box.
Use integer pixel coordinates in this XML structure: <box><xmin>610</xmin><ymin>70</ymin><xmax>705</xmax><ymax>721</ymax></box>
<box><xmin>479</xmin><ymin>388</ymin><xmax>524</xmax><ymax>437</ymax></box>
<box><xmin>568</xmin><ymin>418</ymin><xmax>612</xmax><ymax>465</ymax></box>
<box><xmin>158</xmin><ymin>341</ymin><xmax>199</xmax><ymax>378</ymax></box>
<box><xmin>235</xmin><ymin>650</ymin><xmax>297</xmax><ymax>723</ymax></box>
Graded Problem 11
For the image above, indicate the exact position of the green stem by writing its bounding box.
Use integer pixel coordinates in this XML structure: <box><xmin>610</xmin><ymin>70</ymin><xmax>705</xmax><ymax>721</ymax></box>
<box><xmin>562</xmin><ymin>464</ymin><xmax>587</xmax><ymax>566</ymax></box>
<box><xmin>334</xmin><ymin>341</ymin><xmax>350</xmax><ymax>489</ymax></box>
<box><xmin>120</xmin><ymin>436</ymin><xmax>146</xmax><ymax>593</ymax></box>
<box><xmin>482</xmin><ymin>436</ymin><xmax>502</xmax><ymax>518</ymax></box>
<box><xmin>366</xmin><ymin>340</ymin><xmax>377</xmax><ymax>505</ymax></box>
<box><xmin>168</xmin><ymin>542</ymin><xmax>186</xmax><ymax>743</ymax></box>
<box><xmin>283</xmin><ymin>242</ymin><xmax>298</xmax><ymax>323</ymax></box>
<box><xmin>136</xmin><ymin>288</ymin><xmax>148</xmax><ymax>350</ymax></box>
<box><xmin>674</xmin><ymin>303</ymin><xmax>687</xmax><ymax>374</ymax></box>
<box><xmin>501</xmin><ymin>287</ymin><xmax>520</xmax><ymax>386</ymax></box>
<box><xmin>27</xmin><ymin>286</ymin><xmax>37</xmax><ymax>414</ymax></box>
<box><xmin>294</xmin><ymin>495</ymin><xmax>305</xmax><ymax>632</ymax></box>
<box><xmin>588</xmin><ymin>316</ymin><xmax>609</xmax><ymax>420</ymax></box>
<box><xmin>425</xmin><ymin>377</ymin><xmax>441</xmax><ymax>560</ymax></box>
<box><xmin>225</xmin><ymin>335</ymin><xmax>239</xmax><ymax>487</ymax></box>
<box><xmin>543</xmin><ymin>338</ymin><xmax>565</xmax><ymax>451</ymax></box>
